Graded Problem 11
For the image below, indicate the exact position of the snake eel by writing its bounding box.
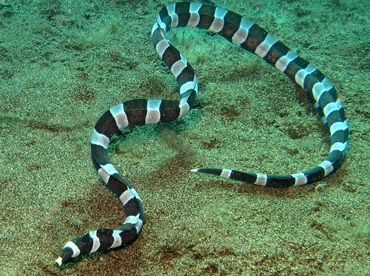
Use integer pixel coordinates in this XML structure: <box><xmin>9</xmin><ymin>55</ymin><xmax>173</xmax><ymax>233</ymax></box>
<box><xmin>56</xmin><ymin>2</ymin><xmax>348</xmax><ymax>266</ymax></box>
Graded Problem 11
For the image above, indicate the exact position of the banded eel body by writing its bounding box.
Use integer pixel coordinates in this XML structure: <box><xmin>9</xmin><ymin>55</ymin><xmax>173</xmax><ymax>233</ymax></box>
<box><xmin>56</xmin><ymin>2</ymin><xmax>348</xmax><ymax>266</ymax></box>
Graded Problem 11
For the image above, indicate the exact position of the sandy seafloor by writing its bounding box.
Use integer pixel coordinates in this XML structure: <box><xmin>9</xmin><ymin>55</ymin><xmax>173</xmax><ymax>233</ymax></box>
<box><xmin>0</xmin><ymin>0</ymin><xmax>369</xmax><ymax>275</ymax></box>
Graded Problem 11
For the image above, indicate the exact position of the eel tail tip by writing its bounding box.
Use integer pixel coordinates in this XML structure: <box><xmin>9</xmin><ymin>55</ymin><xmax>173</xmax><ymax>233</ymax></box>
<box><xmin>55</xmin><ymin>257</ymin><xmax>63</xmax><ymax>267</ymax></box>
